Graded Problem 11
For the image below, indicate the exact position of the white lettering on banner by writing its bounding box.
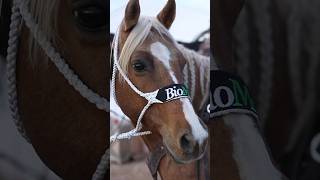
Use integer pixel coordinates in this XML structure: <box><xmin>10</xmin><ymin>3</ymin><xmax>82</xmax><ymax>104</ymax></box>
<box><xmin>177</xmin><ymin>89</ymin><xmax>183</xmax><ymax>96</ymax></box>
<box><xmin>165</xmin><ymin>87</ymin><xmax>176</xmax><ymax>100</ymax></box>
<box><xmin>165</xmin><ymin>86</ymin><xmax>186</xmax><ymax>101</ymax></box>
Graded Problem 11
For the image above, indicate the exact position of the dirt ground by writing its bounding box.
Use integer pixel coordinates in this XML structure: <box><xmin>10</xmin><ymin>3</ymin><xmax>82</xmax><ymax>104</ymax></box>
<box><xmin>110</xmin><ymin>160</ymin><xmax>153</xmax><ymax>180</ymax></box>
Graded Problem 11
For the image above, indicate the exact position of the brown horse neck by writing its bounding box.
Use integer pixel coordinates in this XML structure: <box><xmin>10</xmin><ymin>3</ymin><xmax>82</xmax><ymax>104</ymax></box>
<box><xmin>212</xmin><ymin>115</ymin><xmax>286</xmax><ymax>180</ymax></box>
<box><xmin>211</xmin><ymin>119</ymin><xmax>241</xmax><ymax>180</ymax></box>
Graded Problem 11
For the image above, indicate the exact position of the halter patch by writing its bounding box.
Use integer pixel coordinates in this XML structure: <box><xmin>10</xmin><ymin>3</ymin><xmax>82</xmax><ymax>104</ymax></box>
<box><xmin>210</xmin><ymin>70</ymin><xmax>258</xmax><ymax>119</ymax></box>
<box><xmin>156</xmin><ymin>84</ymin><xmax>189</xmax><ymax>102</ymax></box>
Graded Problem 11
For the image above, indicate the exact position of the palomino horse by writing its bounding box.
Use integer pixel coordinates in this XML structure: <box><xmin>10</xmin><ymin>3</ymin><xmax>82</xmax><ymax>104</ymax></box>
<box><xmin>6</xmin><ymin>0</ymin><xmax>109</xmax><ymax>179</ymax></box>
<box><xmin>211</xmin><ymin>0</ymin><xmax>288</xmax><ymax>179</ymax></box>
<box><xmin>111</xmin><ymin>0</ymin><xmax>210</xmax><ymax>179</ymax></box>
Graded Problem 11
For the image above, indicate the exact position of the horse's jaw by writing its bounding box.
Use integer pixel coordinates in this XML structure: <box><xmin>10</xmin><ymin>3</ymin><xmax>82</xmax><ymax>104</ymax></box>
<box><xmin>163</xmin><ymin>138</ymin><xmax>207</xmax><ymax>164</ymax></box>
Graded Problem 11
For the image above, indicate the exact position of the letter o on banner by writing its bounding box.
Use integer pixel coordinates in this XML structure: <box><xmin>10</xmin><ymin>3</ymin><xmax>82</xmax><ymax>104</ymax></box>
<box><xmin>213</xmin><ymin>86</ymin><xmax>234</xmax><ymax>108</ymax></box>
<box><xmin>177</xmin><ymin>89</ymin><xmax>183</xmax><ymax>96</ymax></box>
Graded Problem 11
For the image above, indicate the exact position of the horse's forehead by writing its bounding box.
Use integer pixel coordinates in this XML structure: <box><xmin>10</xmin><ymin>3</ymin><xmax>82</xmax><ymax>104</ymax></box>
<box><xmin>149</xmin><ymin>41</ymin><xmax>179</xmax><ymax>83</ymax></box>
<box><xmin>145</xmin><ymin>28</ymin><xmax>174</xmax><ymax>47</ymax></box>
<box><xmin>137</xmin><ymin>31</ymin><xmax>177</xmax><ymax>59</ymax></box>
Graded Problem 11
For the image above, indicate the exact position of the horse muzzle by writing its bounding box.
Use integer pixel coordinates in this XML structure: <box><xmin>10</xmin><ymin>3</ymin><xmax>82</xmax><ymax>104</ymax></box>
<box><xmin>164</xmin><ymin>126</ymin><xmax>208</xmax><ymax>164</ymax></box>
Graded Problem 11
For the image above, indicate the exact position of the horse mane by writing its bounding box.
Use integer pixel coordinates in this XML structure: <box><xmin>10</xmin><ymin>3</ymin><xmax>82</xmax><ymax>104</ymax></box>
<box><xmin>28</xmin><ymin>0</ymin><xmax>60</xmax><ymax>64</ymax></box>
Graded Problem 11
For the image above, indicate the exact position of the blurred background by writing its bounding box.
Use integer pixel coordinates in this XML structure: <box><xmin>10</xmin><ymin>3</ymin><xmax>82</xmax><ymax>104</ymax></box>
<box><xmin>110</xmin><ymin>0</ymin><xmax>210</xmax><ymax>43</ymax></box>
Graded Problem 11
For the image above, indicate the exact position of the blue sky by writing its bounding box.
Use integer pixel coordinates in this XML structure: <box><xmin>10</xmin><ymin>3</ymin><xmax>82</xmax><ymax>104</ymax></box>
<box><xmin>110</xmin><ymin>0</ymin><xmax>210</xmax><ymax>42</ymax></box>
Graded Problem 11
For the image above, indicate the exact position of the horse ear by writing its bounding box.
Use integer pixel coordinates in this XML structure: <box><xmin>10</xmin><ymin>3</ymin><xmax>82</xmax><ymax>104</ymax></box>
<box><xmin>157</xmin><ymin>0</ymin><xmax>176</xmax><ymax>29</ymax></box>
<box><xmin>123</xmin><ymin>0</ymin><xmax>140</xmax><ymax>31</ymax></box>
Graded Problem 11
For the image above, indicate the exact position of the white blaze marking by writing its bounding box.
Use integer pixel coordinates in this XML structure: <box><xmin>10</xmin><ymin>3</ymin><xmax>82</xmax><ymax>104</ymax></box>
<box><xmin>150</xmin><ymin>42</ymin><xmax>178</xmax><ymax>83</ymax></box>
<box><xmin>224</xmin><ymin>114</ymin><xmax>283</xmax><ymax>180</ymax></box>
<box><xmin>151</xmin><ymin>42</ymin><xmax>208</xmax><ymax>144</ymax></box>
<box><xmin>181</xmin><ymin>98</ymin><xmax>208</xmax><ymax>145</ymax></box>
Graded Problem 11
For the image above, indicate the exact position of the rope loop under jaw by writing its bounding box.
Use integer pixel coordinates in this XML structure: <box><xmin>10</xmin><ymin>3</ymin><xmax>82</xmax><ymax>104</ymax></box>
<box><xmin>109</xmin><ymin>95</ymin><xmax>159</xmax><ymax>143</ymax></box>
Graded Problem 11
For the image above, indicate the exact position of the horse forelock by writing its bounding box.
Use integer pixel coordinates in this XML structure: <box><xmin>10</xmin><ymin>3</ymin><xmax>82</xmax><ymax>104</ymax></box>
<box><xmin>28</xmin><ymin>0</ymin><xmax>60</xmax><ymax>65</ymax></box>
<box><xmin>117</xmin><ymin>16</ymin><xmax>177</xmax><ymax>74</ymax></box>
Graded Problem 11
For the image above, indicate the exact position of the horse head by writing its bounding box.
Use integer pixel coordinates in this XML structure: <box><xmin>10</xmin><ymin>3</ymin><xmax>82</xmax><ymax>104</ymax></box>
<box><xmin>113</xmin><ymin>0</ymin><xmax>208</xmax><ymax>163</ymax></box>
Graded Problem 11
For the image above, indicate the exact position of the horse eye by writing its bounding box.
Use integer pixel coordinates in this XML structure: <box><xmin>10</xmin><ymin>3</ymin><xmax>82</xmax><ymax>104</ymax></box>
<box><xmin>73</xmin><ymin>5</ymin><xmax>107</xmax><ymax>32</ymax></box>
<box><xmin>132</xmin><ymin>62</ymin><xmax>146</xmax><ymax>72</ymax></box>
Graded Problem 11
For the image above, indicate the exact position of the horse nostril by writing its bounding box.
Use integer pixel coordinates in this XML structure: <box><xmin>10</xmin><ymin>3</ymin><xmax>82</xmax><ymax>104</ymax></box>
<box><xmin>180</xmin><ymin>133</ymin><xmax>196</xmax><ymax>154</ymax></box>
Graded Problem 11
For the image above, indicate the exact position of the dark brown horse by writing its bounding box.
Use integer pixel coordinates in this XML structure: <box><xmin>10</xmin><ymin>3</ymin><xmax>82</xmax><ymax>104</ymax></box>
<box><xmin>6</xmin><ymin>0</ymin><xmax>109</xmax><ymax>179</ymax></box>
<box><xmin>211</xmin><ymin>0</ymin><xmax>288</xmax><ymax>179</ymax></box>
<box><xmin>233</xmin><ymin>0</ymin><xmax>320</xmax><ymax>179</ymax></box>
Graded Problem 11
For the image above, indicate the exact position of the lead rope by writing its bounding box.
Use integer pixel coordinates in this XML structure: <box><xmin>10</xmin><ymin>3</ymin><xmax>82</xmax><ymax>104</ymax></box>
<box><xmin>6</xmin><ymin>0</ymin><xmax>110</xmax><ymax>179</ymax></box>
<box><xmin>6</xmin><ymin>0</ymin><xmax>28</xmax><ymax>140</ymax></box>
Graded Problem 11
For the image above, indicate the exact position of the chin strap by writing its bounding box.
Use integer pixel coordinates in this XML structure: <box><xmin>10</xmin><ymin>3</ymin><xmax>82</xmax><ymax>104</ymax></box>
<box><xmin>146</xmin><ymin>144</ymin><xmax>167</xmax><ymax>180</ymax></box>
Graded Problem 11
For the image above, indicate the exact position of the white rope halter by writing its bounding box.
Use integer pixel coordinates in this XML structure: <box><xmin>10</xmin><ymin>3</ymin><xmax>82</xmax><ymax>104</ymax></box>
<box><xmin>7</xmin><ymin>0</ymin><xmax>109</xmax><ymax>179</ymax></box>
<box><xmin>110</xmin><ymin>17</ymin><xmax>191</xmax><ymax>143</ymax></box>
